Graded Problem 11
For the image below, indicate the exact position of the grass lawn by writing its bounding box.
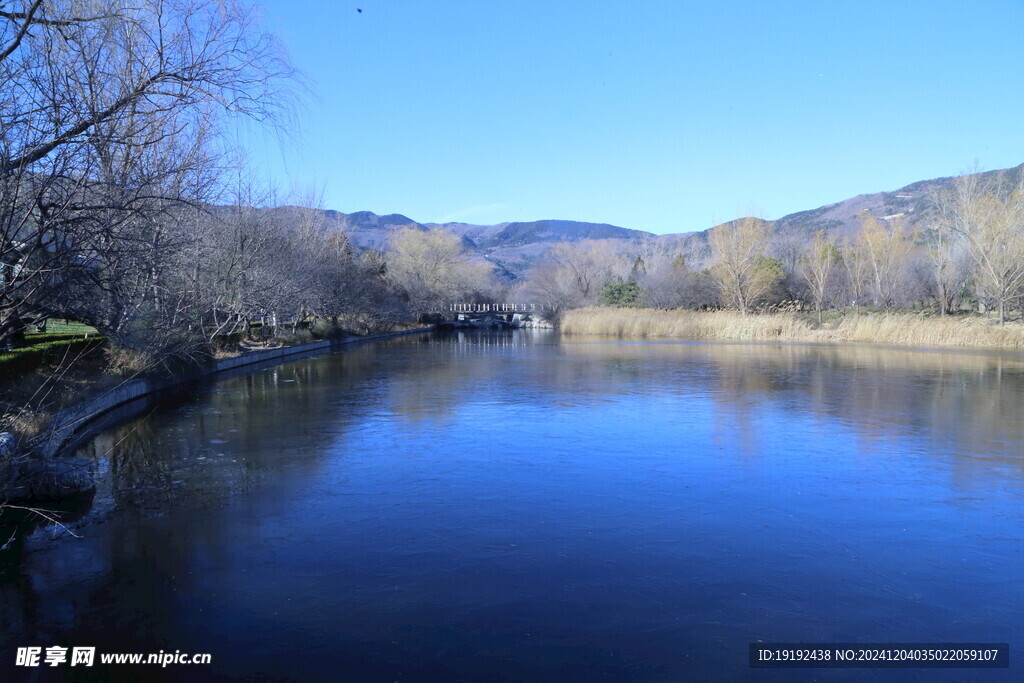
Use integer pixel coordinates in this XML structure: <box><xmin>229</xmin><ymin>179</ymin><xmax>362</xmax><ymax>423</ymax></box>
<box><xmin>1</xmin><ymin>321</ymin><xmax>104</xmax><ymax>380</ymax></box>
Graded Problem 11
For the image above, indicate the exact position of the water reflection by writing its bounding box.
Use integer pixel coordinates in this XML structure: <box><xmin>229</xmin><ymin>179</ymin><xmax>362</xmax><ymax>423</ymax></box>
<box><xmin>0</xmin><ymin>332</ymin><xmax>1021</xmax><ymax>681</ymax></box>
<box><xmin>560</xmin><ymin>340</ymin><xmax>1024</xmax><ymax>476</ymax></box>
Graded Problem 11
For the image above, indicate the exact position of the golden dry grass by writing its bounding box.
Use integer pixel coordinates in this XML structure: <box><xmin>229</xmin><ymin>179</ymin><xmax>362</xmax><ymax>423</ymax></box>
<box><xmin>828</xmin><ymin>313</ymin><xmax>1024</xmax><ymax>348</ymax></box>
<box><xmin>560</xmin><ymin>307</ymin><xmax>1024</xmax><ymax>349</ymax></box>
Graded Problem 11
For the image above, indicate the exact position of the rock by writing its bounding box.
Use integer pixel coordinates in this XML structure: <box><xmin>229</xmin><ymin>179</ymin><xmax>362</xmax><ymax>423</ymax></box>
<box><xmin>18</xmin><ymin>458</ymin><xmax>96</xmax><ymax>500</ymax></box>
<box><xmin>0</xmin><ymin>432</ymin><xmax>17</xmax><ymax>459</ymax></box>
<box><xmin>0</xmin><ymin>432</ymin><xmax>26</xmax><ymax>499</ymax></box>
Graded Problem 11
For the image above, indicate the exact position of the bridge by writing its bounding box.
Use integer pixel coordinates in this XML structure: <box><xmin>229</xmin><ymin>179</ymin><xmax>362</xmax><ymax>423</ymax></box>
<box><xmin>442</xmin><ymin>303</ymin><xmax>545</xmax><ymax>329</ymax></box>
<box><xmin>449</xmin><ymin>303</ymin><xmax>537</xmax><ymax>313</ymax></box>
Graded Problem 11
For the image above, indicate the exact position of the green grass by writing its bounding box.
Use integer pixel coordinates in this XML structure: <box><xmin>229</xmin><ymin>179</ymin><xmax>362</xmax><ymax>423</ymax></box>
<box><xmin>1</xmin><ymin>320</ymin><xmax>104</xmax><ymax>380</ymax></box>
<box><xmin>8</xmin><ymin>337</ymin><xmax>100</xmax><ymax>356</ymax></box>
<box><xmin>40</xmin><ymin>319</ymin><xmax>98</xmax><ymax>336</ymax></box>
<box><xmin>22</xmin><ymin>332</ymin><xmax>94</xmax><ymax>345</ymax></box>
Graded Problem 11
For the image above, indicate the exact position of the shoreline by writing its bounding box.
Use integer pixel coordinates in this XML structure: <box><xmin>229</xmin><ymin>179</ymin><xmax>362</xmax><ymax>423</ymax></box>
<box><xmin>1</xmin><ymin>327</ymin><xmax>433</xmax><ymax>502</ymax></box>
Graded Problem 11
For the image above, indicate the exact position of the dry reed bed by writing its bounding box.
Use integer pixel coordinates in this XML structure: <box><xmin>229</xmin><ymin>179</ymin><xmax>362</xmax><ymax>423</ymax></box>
<box><xmin>560</xmin><ymin>307</ymin><xmax>1024</xmax><ymax>349</ymax></box>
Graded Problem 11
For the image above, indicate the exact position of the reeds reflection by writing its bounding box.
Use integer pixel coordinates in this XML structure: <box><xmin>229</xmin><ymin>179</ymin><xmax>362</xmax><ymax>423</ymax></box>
<box><xmin>561</xmin><ymin>340</ymin><xmax>1024</xmax><ymax>480</ymax></box>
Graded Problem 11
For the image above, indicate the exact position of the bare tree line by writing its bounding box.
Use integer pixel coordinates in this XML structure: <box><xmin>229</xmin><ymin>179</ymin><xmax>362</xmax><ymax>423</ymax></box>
<box><xmin>1</xmin><ymin>0</ymin><xmax>290</xmax><ymax>349</ymax></box>
<box><xmin>516</xmin><ymin>170</ymin><xmax>1024</xmax><ymax>324</ymax></box>
<box><xmin>0</xmin><ymin>0</ymin><xmax>444</xmax><ymax>370</ymax></box>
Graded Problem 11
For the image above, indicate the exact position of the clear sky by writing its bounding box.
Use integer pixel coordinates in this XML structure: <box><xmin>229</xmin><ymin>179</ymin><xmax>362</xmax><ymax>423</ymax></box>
<box><xmin>244</xmin><ymin>0</ymin><xmax>1024</xmax><ymax>235</ymax></box>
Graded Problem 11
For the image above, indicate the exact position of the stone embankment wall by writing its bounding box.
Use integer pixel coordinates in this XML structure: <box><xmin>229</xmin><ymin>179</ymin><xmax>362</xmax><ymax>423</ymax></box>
<box><xmin>40</xmin><ymin>329</ymin><xmax>430</xmax><ymax>458</ymax></box>
<box><xmin>2</xmin><ymin>328</ymin><xmax>431</xmax><ymax>501</ymax></box>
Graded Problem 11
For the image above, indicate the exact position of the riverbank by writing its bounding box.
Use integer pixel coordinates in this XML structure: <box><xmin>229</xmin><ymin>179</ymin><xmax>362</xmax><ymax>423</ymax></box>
<box><xmin>560</xmin><ymin>307</ymin><xmax>1024</xmax><ymax>349</ymax></box>
<box><xmin>1</xmin><ymin>327</ymin><xmax>432</xmax><ymax>502</ymax></box>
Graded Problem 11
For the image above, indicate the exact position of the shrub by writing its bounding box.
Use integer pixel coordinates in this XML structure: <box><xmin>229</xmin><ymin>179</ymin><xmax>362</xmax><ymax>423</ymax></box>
<box><xmin>600</xmin><ymin>281</ymin><xmax>642</xmax><ymax>307</ymax></box>
<box><xmin>104</xmin><ymin>346</ymin><xmax>154</xmax><ymax>377</ymax></box>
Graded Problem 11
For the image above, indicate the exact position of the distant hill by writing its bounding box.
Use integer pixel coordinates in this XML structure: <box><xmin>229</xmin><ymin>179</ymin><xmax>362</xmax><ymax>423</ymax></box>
<box><xmin>301</xmin><ymin>212</ymin><xmax>656</xmax><ymax>278</ymax></box>
<box><xmin>296</xmin><ymin>162</ymin><xmax>1024</xmax><ymax>278</ymax></box>
<box><xmin>773</xmin><ymin>163</ymin><xmax>1024</xmax><ymax>238</ymax></box>
<box><xmin>320</xmin><ymin>211</ymin><xmax>423</xmax><ymax>250</ymax></box>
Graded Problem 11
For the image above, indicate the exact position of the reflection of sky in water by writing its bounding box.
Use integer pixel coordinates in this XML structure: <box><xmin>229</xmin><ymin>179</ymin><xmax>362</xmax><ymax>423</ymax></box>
<box><xmin>1</xmin><ymin>331</ymin><xmax>1022</xmax><ymax>681</ymax></box>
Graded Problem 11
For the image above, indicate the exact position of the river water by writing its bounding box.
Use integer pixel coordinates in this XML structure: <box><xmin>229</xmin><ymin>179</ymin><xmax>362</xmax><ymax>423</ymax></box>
<box><xmin>1</xmin><ymin>330</ymin><xmax>1022</xmax><ymax>681</ymax></box>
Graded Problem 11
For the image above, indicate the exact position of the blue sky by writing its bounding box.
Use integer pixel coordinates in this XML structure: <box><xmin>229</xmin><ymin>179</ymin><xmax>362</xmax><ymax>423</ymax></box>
<box><xmin>245</xmin><ymin>0</ymin><xmax>1024</xmax><ymax>235</ymax></box>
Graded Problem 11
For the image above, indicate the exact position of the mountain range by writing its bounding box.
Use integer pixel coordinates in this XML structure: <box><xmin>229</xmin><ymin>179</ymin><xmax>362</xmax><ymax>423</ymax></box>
<box><xmin>304</xmin><ymin>163</ymin><xmax>1024</xmax><ymax>278</ymax></box>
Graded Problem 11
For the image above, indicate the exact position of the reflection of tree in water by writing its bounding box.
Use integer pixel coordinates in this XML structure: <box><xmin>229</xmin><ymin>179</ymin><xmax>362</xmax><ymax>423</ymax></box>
<box><xmin>0</xmin><ymin>494</ymin><xmax>95</xmax><ymax>639</ymax></box>
<box><xmin>75</xmin><ymin>345</ymin><xmax>397</xmax><ymax>514</ymax></box>
<box><xmin>0</xmin><ymin>495</ymin><xmax>94</xmax><ymax>561</ymax></box>
<box><xmin>2</xmin><ymin>509</ymin><xmax>240</xmax><ymax>655</ymax></box>
<box><xmin>372</xmin><ymin>331</ymin><xmax>553</xmax><ymax>423</ymax></box>
<box><xmin>69</xmin><ymin>334</ymin><xmax>1024</xmax><ymax>516</ymax></box>
<box><xmin>561</xmin><ymin>341</ymin><xmax>1024</xmax><ymax>482</ymax></box>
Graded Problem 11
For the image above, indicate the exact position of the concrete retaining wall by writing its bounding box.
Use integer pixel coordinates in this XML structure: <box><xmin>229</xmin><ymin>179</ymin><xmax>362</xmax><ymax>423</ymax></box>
<box><xmin>37</xmin><ymin>327</ymin><xmax>432</xmax><ymax>459</ymax></box>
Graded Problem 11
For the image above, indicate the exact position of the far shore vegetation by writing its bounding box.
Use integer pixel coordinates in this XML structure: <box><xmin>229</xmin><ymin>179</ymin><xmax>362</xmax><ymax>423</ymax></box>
<box><xmin>560</xmin><ymin>307</ymin><xmax>1024</xmax><ymax>349</ymax></box>
<box><xmin>520</xmin><ymin>169</ymin><xmax>1024</xmax><ymax>351</ymax></box>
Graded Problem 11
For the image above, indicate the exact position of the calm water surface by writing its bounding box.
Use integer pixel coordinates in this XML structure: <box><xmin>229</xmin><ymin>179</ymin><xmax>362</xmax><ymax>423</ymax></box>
<box><xmin>1</xmin><ymin>330</ymin><xmax>1022</xmax><ymax>681</ymax></box>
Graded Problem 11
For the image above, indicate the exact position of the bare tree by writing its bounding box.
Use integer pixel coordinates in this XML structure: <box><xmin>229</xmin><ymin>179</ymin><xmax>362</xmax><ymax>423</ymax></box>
<box><xmin>769</xmin><ymin>229</ymin><xmax>809</xmax><ymax>300</ymax></box>
<box><xmin>925</xmin><ymin>186</ymin><xmax>973</xmax><ymax>315</ymax></box>
<box><xmin>928</xmin><ymin>170</ymin><xmax>1024</xmax><ymax>324</ymax></box>
<box><xmin>638</xmin><ymin>254</ymin><xmax>688</xmax><ymax>308</ymax></box>
<box><xmin>856</xmin><ymin>211</ymin><xmax>912</xmax><ymax>309</ymax></box>
<box><xmin>800</xmin><ymin>230</ymin><xmax>839</xmax><ymax>323</ymax></box>
<box><xmin>0</xmin><ymin>0</ymin><xmax>296</xmax><ymax>348</ymax></box>
<box><xmin>708</xmin><ymin>217</ymin><xmax>777</xmax><ymax>315</ymax></box>
<box><xmin>839</xmin><ymin>235</ymin><xmax>870</xmax><ymax>313</ymax></box>
<box><xmin>1</xmin><ymin>0</ymin><xmax>294</xmax><ymax>173</ymax></box>
<box><xmin>961</xmin><ymin>191</ymin><xmax>1024</xmax><ymax>324</ymax></box>
<box><xmin>520</xmin><ymin>239</ymin><xmax>630</xmax><ymax>315</ymax></box>
<box><xmin>518</xmin><ymin>260</ymin><xmax>576</xmax><ymax>316</ymax></box>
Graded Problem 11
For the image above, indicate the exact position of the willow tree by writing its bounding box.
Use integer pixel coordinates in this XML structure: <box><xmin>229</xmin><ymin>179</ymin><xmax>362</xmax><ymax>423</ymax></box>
<box><xmin>387</xmin><ymin>228</ymin><xmax>494</xmax><ymax>313</ymax></box>
<box><xmin>708</xmin><ymin>217</ymin><xmax>777</xmax><ymax>315</ymax></box>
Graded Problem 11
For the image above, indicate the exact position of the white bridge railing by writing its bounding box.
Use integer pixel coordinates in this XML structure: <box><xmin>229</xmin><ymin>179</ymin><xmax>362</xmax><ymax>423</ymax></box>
<box><xmin>449</xmin><ymin>303</ymin><xmax>537</xmax><ymax>313</ymax></box>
